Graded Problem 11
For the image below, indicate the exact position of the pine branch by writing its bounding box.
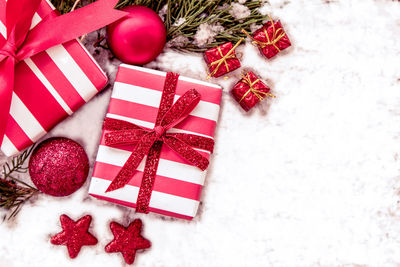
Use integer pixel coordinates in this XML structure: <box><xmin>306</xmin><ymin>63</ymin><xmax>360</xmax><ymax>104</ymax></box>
<box><xmin>50</xmin><ymin>0</ymin><xmax>268</xmax><ymax>52</ymax></box>
<box><xmin>166</xmin><ymin>0</ymin><xmax>266</xmax><ymax>52</ymax></box>
<box><xmin>116</xmin><ymin>0</ymin><xmax>165</xmax><ymax>11</ymax></box>
<box><xmin>53</xmin><ymin>0</ymin><xmax>84</xmax><ymax>14</ymax></box>
<box><xmin>0</xmin><ymin>145</ymin><xmax>38</xmax><ymax>219</ymax></box>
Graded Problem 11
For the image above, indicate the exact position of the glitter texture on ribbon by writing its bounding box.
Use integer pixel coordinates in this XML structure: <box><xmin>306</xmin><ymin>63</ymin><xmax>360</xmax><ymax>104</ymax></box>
<box><xmin>103</xmin><ymin>73</ymin><xmax>215</xmax><ymax>214</ymax></box>
<box><xmin>88</xmin><ymin>65</ymin><xmax>222</xmax><ymax>220</ymax></box>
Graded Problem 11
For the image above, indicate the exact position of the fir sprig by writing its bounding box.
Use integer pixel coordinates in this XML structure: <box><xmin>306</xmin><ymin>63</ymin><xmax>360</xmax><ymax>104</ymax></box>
<box><xmin>116</xmin><ymin>0</ymin><xmax>164</xmax><ymax>11</ymax></box>
<box><xmin>164</xmin><ymin>0</ymin><xmax>266</xmax><ymax>52</ymax></box>
<box><xmin>0</xmin><ymin>145</ymin><xmax>38</xmax><ymax>219</ymax></box>
<box><xmin>50</xmin><ymin>0</ymin><xmax>267</xmax><ymax>52</ymax></box>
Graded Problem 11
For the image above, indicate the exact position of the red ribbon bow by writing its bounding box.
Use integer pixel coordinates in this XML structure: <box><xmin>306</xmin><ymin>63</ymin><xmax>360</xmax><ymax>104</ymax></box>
<box><xmin>104</xmin><ymin>72</ymin><xmax>215</xmax><ymax>213</ymax></box>
<box><xmin>0</xmin><ymin>0</ymin><xmax>127</xmax><ymax>147</ymax></box>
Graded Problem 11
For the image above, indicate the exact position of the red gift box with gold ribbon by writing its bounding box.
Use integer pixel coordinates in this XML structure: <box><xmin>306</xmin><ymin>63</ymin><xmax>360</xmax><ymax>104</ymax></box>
<box><xmin>243</xmin><ymin>17</ymin><xmax>291</xmax><ymax>59</ymax></box>
<box><xmin>204</xmin><ymin>40</ymin><xmax>242</xmax><ymax>78</ymax></box>
<box><xmin>231</xmin><ymin>71</ymin><xmax>274</xmax><ymax>112</ymax></box>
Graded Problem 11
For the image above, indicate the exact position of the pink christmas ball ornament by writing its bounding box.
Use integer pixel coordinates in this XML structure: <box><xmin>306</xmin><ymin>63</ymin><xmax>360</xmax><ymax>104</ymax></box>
<box><xmin>107</xmin><ymin>5</ymin><xmax>167</xmax><ymax>65</ymax></box>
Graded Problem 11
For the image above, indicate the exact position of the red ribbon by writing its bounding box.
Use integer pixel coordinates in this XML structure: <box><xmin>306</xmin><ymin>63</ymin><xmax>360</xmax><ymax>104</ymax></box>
<box><xmin>104</xmin><ymin>72</ymin><xmax>215</xmax><ymax>213</ymax></box>
<box><xmin>0</xmin><ymin>0</ymin><xmax>127</xmax><ymax>147</ymax></box>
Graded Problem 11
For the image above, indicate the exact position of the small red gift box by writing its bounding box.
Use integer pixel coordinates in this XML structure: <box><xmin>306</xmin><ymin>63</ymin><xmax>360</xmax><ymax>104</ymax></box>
<box><xmin>242</xmin><ymin>17</ymin><xmax>291</xmax><ymax>59</ymax></box>
<box><xmin>204</xmin><ymin>40</ymin><xmax>242</xmax><ymax>79</ymax></box>
<box><xmin>231</xmin><ymin>72</ymin><xmax>274</xmax><ymax>112</ymax></box>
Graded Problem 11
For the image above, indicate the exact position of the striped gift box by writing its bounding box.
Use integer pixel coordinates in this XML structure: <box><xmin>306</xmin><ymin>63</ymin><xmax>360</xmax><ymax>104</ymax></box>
<box><xmin>89</xmin><ymin>65</ymin><xmax>222</xmax><ymax>220</ymax></box>
<box><xmin>0</xmin><ymin>0</ymin><xmax>107</xmax><ymax>157</ymax></box>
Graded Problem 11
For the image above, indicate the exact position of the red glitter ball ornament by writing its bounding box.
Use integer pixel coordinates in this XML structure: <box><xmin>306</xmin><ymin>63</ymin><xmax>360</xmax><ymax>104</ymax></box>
<box><xmin>29</xmin><ymin>137</ymin><xmax>89</xmax><ymax>197</ymax></box>
<box><xmin>51</xmin><ymin>214</ymin><xmax>98</xmax><ymax>258</ymax></box>
<box><xmin>107</xmin><ymin>5</ymin><xmax>166</xmax><ymax>65</ymax></box>
<box><xmin>105</xmin><ymin>219</ymin><xmax>151</xmax><ymax>264</ymax></box>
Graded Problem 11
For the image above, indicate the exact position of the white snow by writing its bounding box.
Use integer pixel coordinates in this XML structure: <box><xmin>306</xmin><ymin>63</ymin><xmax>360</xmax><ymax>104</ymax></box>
<box><xmin>1</xmin><ymin>0</ymin><xmax>400</xmax><ymax>266</ymax></box>
<box><xmin>229</xmin><ymin>2</ymin><xmax>251</xmax><ymax>20</ymax></box>
<box><xmin>193</xmin><ymin>23</ymin><xmax>225</xmax><ymax>48</ymax></box>
<box><xmin>173</xmin><ymin>17</ymin><xmax>186</xmax><ymax>27</ymax></box>
<box><xmin>166</xmin><ymin>35</ymin><xmax>190</xmax><ymax>48</ymax></box>
<box><xmin>158</xmin><ymin>4</ymin><xmax>168</xmax><ymax>21</ymax></box>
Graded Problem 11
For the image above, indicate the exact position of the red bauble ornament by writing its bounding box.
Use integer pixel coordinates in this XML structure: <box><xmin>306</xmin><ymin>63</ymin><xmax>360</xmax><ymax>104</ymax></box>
<box><xmin>29</xmin><ymin>137</ymin><xmax>89</xmax><ymax>197</ymax></box>
<box><xmin>107</xmin><ymin>5</ymin><xmax>166</xmax><ymax>65</ymax></box>
<box><xmin>105</xmin><ymin>219</ymin><xmax>151</xmax><ymax>265</ymax></box>
<box><xmin>51</xmin><ymin>214</ymin><xmax>98</xmax><ymax>258</ymax></box>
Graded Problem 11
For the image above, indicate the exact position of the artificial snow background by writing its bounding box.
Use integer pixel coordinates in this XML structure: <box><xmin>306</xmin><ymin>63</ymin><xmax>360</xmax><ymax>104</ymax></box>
<box><xmin>1</xmin><ymin>0</ymin><xmax>400</xmax><ymax>266</ymax></box>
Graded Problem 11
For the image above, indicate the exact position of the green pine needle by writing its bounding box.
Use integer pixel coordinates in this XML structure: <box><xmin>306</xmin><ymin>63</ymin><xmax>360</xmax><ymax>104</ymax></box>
<box><xmin>0</xmin><ymin>145</ymin><xmax>38</xmax><ymax>220</ymax></box>
<box><xmin>50</xmin><ymin>0</ymin><xmax>268</xmax><ymax>52</ymax></box>
<box><xmin>163</xmin><ymin>0</ymin><xmax>266</xmax><ymax>52</ymax></box>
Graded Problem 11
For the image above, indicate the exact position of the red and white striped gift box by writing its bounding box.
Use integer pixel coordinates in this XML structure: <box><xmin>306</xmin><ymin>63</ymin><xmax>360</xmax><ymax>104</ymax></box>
<box><xmin>89</xmin><ymin>65</ymin><xmax>222</xmax><ymax>220</ymax></box>
<box><xmin>0</xmin><ymin>0</ymin><xmax>107</xmax><ymax>157</ymax></box>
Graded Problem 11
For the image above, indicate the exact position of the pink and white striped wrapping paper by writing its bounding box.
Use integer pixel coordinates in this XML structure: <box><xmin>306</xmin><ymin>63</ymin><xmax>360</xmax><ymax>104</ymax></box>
<box><xmin>88</xmin><ymin>65</ymin><xmax>222</xmax><ymax>220</ymax></box>
<box><xmin>0</xmin><ymin>0</ymin><xmax>108</xmax><ymax>157</ymax></box>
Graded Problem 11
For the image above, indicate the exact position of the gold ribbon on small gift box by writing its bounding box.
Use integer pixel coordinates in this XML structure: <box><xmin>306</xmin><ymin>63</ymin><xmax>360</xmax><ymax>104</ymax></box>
<box><xmin>207</xmin><ymin>38</ymin><xmax>244</xmax><ymax>79</ymax></box>
<box><xmin>241</xmin><ymin>15</ymin><xmax>286</xmax><ymax>52</ymax></box>
<box><xmin>239</xmin><ymin>72</ymin><xmax>276</xmax><ymax>103</ymax></box>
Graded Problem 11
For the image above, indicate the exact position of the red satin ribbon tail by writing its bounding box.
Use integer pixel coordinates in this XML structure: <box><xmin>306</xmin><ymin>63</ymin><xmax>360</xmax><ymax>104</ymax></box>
<box><xmin>163</xmin><ymin>136</ymin><xmax>209</xmax><ymax>171</ymax></box>
<box><xmin>6</xmin><ymin>0</ymin><xmax>42</xmax><ymax>44</ymax></box>
<box><xmin>105</xmin><ymin>132</ymin><xmax>157</xmax><ymax>192</ymax></box>
<box><xmin>0</xmin><ymin>59</ymin><xmax>16</xmax><ymax>147</ymax></box>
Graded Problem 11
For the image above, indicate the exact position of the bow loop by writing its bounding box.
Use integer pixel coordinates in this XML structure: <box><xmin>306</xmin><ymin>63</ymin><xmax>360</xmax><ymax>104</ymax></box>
<box><xmin>105</xmin><ymin>129</ymin><xmax>147</xmax><ymax>146</ymax></box>
<box><xmin>6</xmin><ymin>0</ymin><xmax>42</xmax><ymax>47</ymax></box>
<box><xmin>103</xmin><ymin>117</ymin><xmax>143</xmax><ymax>131</ymax></box>
<box><xmin>166</xmin><ymin>133</ymin><xmax>215</xmax><ymax>153</ymax></box>
<box><xmin>160</xmin><ymin>89</ymin><xmax>201</xmax><ymax>130</ymax></box>
<box><xmin>163</xmin><ymin>136</ymin><xmax>210</xmax><ymax>171</ymax></box>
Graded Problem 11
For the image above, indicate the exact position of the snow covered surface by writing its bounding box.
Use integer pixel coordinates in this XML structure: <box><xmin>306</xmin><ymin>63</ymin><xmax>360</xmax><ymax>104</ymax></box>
<box><xmin>1</xmin><ymin>0</ymin><xmax>400</xmax><ymax>266</ymax></box>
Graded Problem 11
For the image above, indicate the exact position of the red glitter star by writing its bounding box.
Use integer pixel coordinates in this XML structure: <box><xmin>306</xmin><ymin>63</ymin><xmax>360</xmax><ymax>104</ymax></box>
<box><xmin>105</xmin><ymin>219</ymin><xmax>151</xmax><ymax>264</ymax></box>
<box><xmin>50</xmin><ymin>214</ymin><xmax>98</xmax><ymax>258</ymax></box>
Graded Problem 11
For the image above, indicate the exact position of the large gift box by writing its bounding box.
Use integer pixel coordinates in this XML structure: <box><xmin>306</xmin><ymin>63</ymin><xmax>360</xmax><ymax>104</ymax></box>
<box><xmin>89</xmin><ymin>65</ymin><xmax>222</xmax><ymax>220</ymax></box>
<box><xmin>0</xmin><ymin>0</ymin><xmax>108</xmax><ymax>156</ymax></box>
